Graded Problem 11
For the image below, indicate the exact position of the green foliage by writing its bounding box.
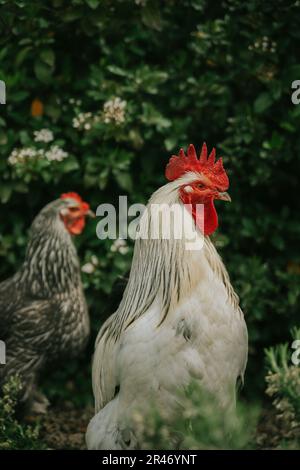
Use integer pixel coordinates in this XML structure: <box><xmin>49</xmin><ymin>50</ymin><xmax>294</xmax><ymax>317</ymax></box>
<box><xmin>0</xmin><ymin>0</ymin><xmax>299</xmax><ymax>423</ymax></box>
<box><xmin>266</xmin><ymin>327</ymin><xmax>300</xmax><ymax>423</ymax></box>
<box><xmin>133</xmin><ymin>382</ymin><xmax>259</xmax><ymax>450</ymax></box>
<box><xmin>0</xmin><ymin>375</ymin><xmax>46</xmax><ymax>449</ymax></box>
<box><xmin>265</xmin><ymin>328</ymin><xmax>300</xmax><ymax>448</ymax></box>
<box><xmin>40</xmin><ymin>358</ymin><xmax>94</xmax><ymax>409</ymax></box>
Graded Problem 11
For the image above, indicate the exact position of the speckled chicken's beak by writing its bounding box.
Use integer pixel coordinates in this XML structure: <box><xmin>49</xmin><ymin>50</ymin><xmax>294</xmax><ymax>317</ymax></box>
<box><xmin>87</xmin><ymin>209</ymin><xmax>96</xmax><ymax>218</ymax></box>
<box><xmin>217</xmin><ymin>192</ymin><xmax>231</xmax><ymax>202</ymax></box>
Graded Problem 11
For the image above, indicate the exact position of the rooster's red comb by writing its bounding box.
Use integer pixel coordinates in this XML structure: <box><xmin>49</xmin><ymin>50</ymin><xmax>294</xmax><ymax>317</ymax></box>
<box><xmin>165</xmin><ymin>143</ymin><xmax>229</xmax><ymax>191</ymax></box>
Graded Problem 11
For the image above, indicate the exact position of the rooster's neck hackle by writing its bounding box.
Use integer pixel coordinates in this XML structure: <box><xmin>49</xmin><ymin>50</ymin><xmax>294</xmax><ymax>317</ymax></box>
<box><xmin>98</xmin><ymin>173</ymin><xmax>237</xmax><ymax>344</ymax></box>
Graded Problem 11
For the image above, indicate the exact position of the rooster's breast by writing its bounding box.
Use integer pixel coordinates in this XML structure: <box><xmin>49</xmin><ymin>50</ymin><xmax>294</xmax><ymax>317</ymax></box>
<box><xmin>115</xmin><ymin>273</ymin><xmax>247</xmax><ymax>416</ymax></box>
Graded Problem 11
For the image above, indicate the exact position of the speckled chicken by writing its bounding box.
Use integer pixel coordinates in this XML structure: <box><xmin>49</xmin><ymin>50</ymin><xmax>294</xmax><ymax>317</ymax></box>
<box><xmin>0</xmin><ymin>193</ymin><xmax>93</xmax><ymax>413</ymax></box>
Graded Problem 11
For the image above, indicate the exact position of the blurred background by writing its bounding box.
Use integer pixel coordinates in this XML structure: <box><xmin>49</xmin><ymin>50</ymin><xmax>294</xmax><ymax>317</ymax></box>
<box><xmin>0</xmin><ymin>0</ymin><xmax>299</xmax><ymax>449</ymax></box>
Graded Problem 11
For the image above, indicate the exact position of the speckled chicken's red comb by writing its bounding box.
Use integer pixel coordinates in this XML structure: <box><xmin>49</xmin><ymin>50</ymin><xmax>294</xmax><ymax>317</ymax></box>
<box><xmin>60</xmin><ymin>192</ymin><xmax>83</xmax><ymax>203</ymax></box>
<box><xmin>60</xmin><ymin>192</ymin><xmax>90</xmax><ymax>211</ymax></box>
<box><xmin>165</xmin><ymin>143</ymin><xmax>229</xmax><ymax>191</ymax></box>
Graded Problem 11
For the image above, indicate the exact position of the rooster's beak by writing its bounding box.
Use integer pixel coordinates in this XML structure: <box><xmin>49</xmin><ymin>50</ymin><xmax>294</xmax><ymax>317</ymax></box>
<box><xmin>87</xmin><ymin>209</ymin><xmax>96</xmax><ymax>218</ymax></box>
<box><xmin>217</xmin><ymin>192</ymin><xmax>231</xmax><ymax>202</ymax></box>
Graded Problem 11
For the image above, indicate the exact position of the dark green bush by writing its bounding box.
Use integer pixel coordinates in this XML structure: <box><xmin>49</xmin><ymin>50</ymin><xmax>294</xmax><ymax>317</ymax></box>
<box><xmin>265</xmin><ymin>328</ymin><xmax>300</xmax><ymax>449</ymax></box>
<box><xmin>0</xmin><ymin>375</ymin><xmax>46</xmax><ymax>449</ymax></box>
<box><xmin>133</xmin><ymin>382</ymin><xmax>259</xmax><ymax>450</ymax></box>
<box><xmin>0</xmin><ymin>0</ymin><xmax>299</xmax><ymax>407</ymax></box>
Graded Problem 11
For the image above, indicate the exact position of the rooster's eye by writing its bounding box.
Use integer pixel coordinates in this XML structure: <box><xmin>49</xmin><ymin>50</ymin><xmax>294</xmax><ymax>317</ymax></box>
<box><xmin>69</xmin><ymin>207</ymin><xmax>79</xmax><ymax>212</ymax></box>
<box><xmin>197</xmin><ymin>183</ymin><xmax>205</xmax><ymax>189</ymax></box>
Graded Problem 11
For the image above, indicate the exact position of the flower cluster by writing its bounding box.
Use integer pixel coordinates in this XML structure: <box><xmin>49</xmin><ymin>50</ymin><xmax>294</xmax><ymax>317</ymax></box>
<box><xmin>249</xmin><ymin>36</ymin><xmax>277</xmax><ymax>53</ymax></box>
<box><xmin>103</xmin><ymin>97</ymin><xmax>127</xmax><ymax>125</ymax></box>
<box><xmin>8</xmin><ymin>147</ymin><xmax>43</xmax><ymax>165</ymax></box>
<box><xmin>72</xmin><ymin>97</ymin><xmax>127</xmax><ymax>132</ymax></box>
<box><xmin>69</xmin><ymin>98</ymin><xmax>82</xmax><ymax>106</ymax></box>
<box><xmin>8</xmin><ymin>145</ymin><xmax>68</xmax><ymax>166</ymax></box>
<box><xmin>8</xmin><ymin>128</ymin><xmax>68</xmax><ymax>166</ymax></box>
<box><xmin>72</xmin><ymin>112</ymin><xmax>96</xmax><ymax>131</ymax></box>
<box><xmin>33</xmin><ymin>129</ymin><xmax>54</xmax><ymax>143</ymax></box>
<box><xmin>45</xmin><ymin>145</ymin><xmax>68</xmax><ymax>162</ymax></box>
<box><xmin>110</xmin><ymin>238</ymin><xmax>129</xmax><ymax>255</ymax></box>
<box><xmin>81</xmin><ymin>255</ymin><xmax>99</xmax><ymax>275</ymax></box>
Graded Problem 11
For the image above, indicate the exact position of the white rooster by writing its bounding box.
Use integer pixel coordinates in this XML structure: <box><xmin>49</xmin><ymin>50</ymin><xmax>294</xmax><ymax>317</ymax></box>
<box><xmin>87</xmin><ymin>143</ymin><xmax>248</xmax><ymax>449</ymax></box>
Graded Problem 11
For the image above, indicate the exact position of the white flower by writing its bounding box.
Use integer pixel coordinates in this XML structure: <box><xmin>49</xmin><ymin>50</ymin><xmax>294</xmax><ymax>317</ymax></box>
<box><xmin>8</xmin><ymin>144</ymin><xmax>68</xmax><ymax>166</ymax></box>
<box><xmin>103</xmin><ymin>97</ymin><xmax>127</xmax><ymax>125</ymax></box>
<box><xmin>45</xmin><ymin>145</ymin><xmax>68</xmax><ymax>162</ymax></box>
<box><xmin>81</xmin><ymin>255</ymin><xmax>99</xmax><ymax>274</ymax></box>
<box><xmin>8</xmin><ymin>147</ymin><xmax>39</xmax><ymax>165</ymax></box>
<box><xmin>81</xmin><ymin>262</ymin><xmax>95</xmax><ymax>274</ymax></box>
<box><xmin>110</xmin><ymin>238</ymin><xmax>129</xmax><ymax>254</ymax></box>
<box><xmin>72</xmin><ymin>111</ymin><xmax>93</xmax><ymax>130</ymax></box>
<box><xmin>91</xmin><ymin>255</ymin><xmax>99</xmax><ymax>266</ymax></box>
<box><xmin>251</xmin><ymin>37</ymin><xmax>277</xmax><ymax>53</ymax></box>
<box><xmin>33</xmin><ymin>128</ymin><xmax>54</xmax><ymax>143</ymax></box>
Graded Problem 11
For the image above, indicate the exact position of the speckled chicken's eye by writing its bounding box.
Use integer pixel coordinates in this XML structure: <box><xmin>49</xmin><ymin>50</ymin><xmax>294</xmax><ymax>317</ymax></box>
<box><xmin>197</xmin><ymin>183</ymin><xmax>205</xmax><ymax>189</ymax></box>
<box><xmin>69</xmin><ymin>206</ymin><xmax>79</xmax><ymax>212</ymax></box>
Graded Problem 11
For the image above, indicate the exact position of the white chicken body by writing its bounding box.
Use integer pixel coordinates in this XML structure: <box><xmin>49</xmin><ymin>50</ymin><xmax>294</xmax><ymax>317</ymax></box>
<box><xmin>87</xmin><ymin>172</ymin><xmax>248</xmax><ymax>450</ymax></box>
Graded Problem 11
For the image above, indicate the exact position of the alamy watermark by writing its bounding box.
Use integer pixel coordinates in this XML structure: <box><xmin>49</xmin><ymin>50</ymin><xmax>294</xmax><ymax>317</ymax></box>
<box><xmin>0</xmin><ymin>340</ymin><xmax>6</xmax><ymax>365</ymax></box>
<box><xmin>0</xmin><ymin>80</ymin><xmax>6</xmax><ymax>104</ymax></box>
<box><xmin>291</xmin><ymin>339</ymin><xmax>300</xmax><ymax>366</ymax></box>
<box><xmin>95</xmin><ymin>197</ymin><xmax>205</xmax><ymax>251</ymax></box>
<box><xmin>291</xmin><ymin>80</ymin><xmax>300</xmax><ymax>105</ymax></box>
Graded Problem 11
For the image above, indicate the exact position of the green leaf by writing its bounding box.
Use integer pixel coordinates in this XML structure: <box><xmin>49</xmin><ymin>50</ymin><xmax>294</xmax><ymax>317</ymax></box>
<box><xmin>0</xmin><ymin>185</ymin><xmax>12</xmax><ymax>203</ymax></box>
<box><xmin>10</xmin><ymin>91</ymin><xmax>29</xmax><ymax>102</ymax></box>
<box><xmin>40</xmin><ymin>48</ymin><xmax>55</xmax><ymax>68</ymax></box>
<box><xmin>60</xmin><ymin>158</ymin><xmax>80</xmax><ymax>173</ymax></box>
<box><xmin>142</xmin><ymin>3</ymin><xmax>162</xmax><ymax>31</ymax></box>
<box><xmin>61</xmin><ymin>10</ymin><xmax>82</xmax><ymax>22</ymax></box>
<box><xmin>0</xmin><ymin>130</ymin><xmax>7</xmax><ymax>145</ymax></box>
<box><xmin>280</xmin><ymin>121</ymin><xmax>295</xmax><ymax>133</ymax></box>
<box><xmin>98</xmin><ymin>167</ymin><xmax>110</xmax><ymax>190</ymax></box>
<box><xmin>45</xmin><ymin>104</ymin><xmax>61</xmax><ymax>120</ymax></box>
<box><xmin>254</xmin><ymin>93</ymin><xmax>272</xmax><ymax>114</ymax></box>
<box><xmin>86</xmin><ymin>0</ymin><xmax>100</xmax><ymax>9</ymax></box>
<box><xmin>164</xmin><ymin>137</ymin><xmax>177</xmax><ymax>151</ymax></box>
<box><xmin>15</xmin><ymin>46</ymin><xmax>32</xmax><ymax>67</ymax></box>
<box><xmin>113</xmin><ymin>171</ymin><xmax>133</xmax><ymax>192</ymax></box>
<box><xmin>34</xmin><ymin>59</ymin><xmax>53</xmax><ymax>84</ymax></box>
<box><xmin>107</xmin><ymin>65</ymin><xmax>128</xmax><ymax>77</ymax></box>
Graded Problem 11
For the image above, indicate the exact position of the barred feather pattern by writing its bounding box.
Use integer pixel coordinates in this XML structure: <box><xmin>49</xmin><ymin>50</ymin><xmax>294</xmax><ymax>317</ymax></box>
<box><xmin>0</xmin><ymin>199</ymin><xmax>90</xmax><ymax>403</ymax></box>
